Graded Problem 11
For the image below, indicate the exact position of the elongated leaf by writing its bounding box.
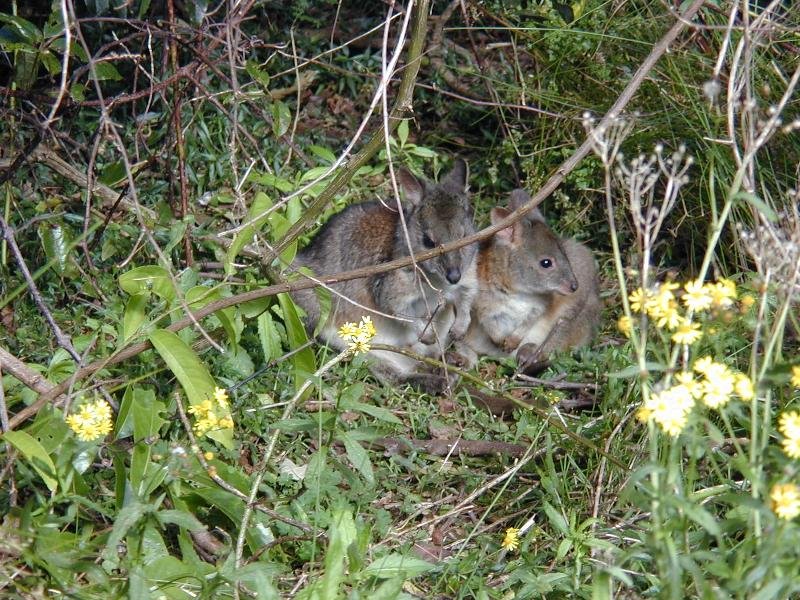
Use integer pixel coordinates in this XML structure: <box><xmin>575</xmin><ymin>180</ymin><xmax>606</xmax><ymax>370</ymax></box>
<box><xmin>119</xmin><ymin>266</ymin><xmax>175</xmax><ymax>302</ymax></box>
<box><xmin>363</xmin><ymin>553</ymin><xmax>435</xmax><ymax>579</ymax></box>
<box><xmin>149</xmin><ymin>329</ymin><xmax>232</xmax><ymax>449</ymax></box>
<box><xmin>2</xmin><ymin>430</ymin><xmax>58</xmax><ymax>492</ymax></box>
<box><xmin>338</xmin><ymin>431</ymin><xmax>374</xmax><ymax>485</ymax></box>
<box><xmin>277</xmin><ymin>293</ymin><xmax>315</xmax><ymax>393</ymax></box>
<box><xmin>257</xmin><ymin>311</ymin><xmax>282</xmax><ymax>363</ymax></box>
<box><xmin>123</xmin><ymin>293</ymin><xmax>148</xmax><ymax>341</ymax></box>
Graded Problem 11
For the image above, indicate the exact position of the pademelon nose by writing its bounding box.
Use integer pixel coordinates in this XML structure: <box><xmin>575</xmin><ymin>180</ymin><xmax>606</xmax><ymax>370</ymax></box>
<box><xmin>571</xmin><ymin>282</ymin><xmax>579</xmax><ymax>292</ymax></box>
<box><xmin>446</xmin><ymin>268</ymin><xmax>461</xmax><ymax>284</ymax></box>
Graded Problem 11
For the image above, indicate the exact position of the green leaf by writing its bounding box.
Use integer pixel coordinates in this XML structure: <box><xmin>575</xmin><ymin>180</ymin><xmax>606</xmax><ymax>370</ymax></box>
<box><xmin>363</xmin><ymin>553</ymin><xmax>435</xmax><ymax>579</ymax></box>
<box><xmin>0</xmin><ymin>14</ymin><xmax>42</xmax><ymax>42</ymax></box>
<box><xmin>2</xmin><ymin>430</ymin><xmax>58</xmax><ymax>492</ymax></box>
<box><xmin>98</xmin><ymin>161</ymin><xmax>127</xmax><ymax>187</ymax></box>
<box><xmin>155</xmin><ymin>509</ymin><xmax>205</xmax><ymax>532</ymax></box>
<box><xmin>149</xmin><ymin>329</ymin><xmax>233</xmax><ymax>449</ymax></box>
<box><xmin>119</xmin><ymin>266</ymin><xmax>175</xmax><ymax>302</ymax></box>
<box><xmin>123</xmin><ymin>293</ymin><xmax>148</xmax><ymax>341</ymax></box>
<box><xmin>277</xmin><ymin>293</ymin><xmax>316</xmax><ymax>393</ymax></box>
<box><xmin>92</xmin><ymin>62</ymin><xmax>122</xmax><ymax>81</ymax></box>
<box><xmin>338</xmin><ymin>431</ymin><xmax>375</xmax><ymax>485</ymax></box>
<box><xmin>309</xmin><ymin>145</ymin><xmax>336</xmax><ymax>164</ymax></box>
<box><xmin>225</xmin><ymin>192</ymin><xmax>272</xmax><ymax>276</ymax></box>
<box><xmin>271</xmin><ymin>100</ymin><xmax>291</xmax><ymax>137</ymax></box>
<box><xmin>37</xmin><ymin>222</ymin><xmax>73</xmax><ymax>276</ymax></box>
<box><xmin>257</xmin><ymin>311</ymin><xmax>283</xmax><ymax>363</ymax></box>
<box><xmin>101</xmin><ymin>501</ymin><xmax>152</xmax><ymax>569</ymax></box>
<box><xmin>543</xmin><ymin>501</ymin><xmax>568</xmax><ymax>534</ymax></box>
<box><xmin>397</xmin><ymin>119</ymin><xmax>409</xmax><ymax>147</ymax></box>
<box><xmin>245</xmin><ymin>59</ymin><xmax>271</xmax><ymax>89</ymax></box>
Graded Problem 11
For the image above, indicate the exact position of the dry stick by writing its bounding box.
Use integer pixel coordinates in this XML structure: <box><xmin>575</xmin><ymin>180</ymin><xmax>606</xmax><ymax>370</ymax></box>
<box><xmin>167</xmin><ymin>0</ymin><xmax>193</xmax><ymax>267</ymax></box>
<box><xmin>8</xmin><ymin>0</ymin><xmax>705</xmax><ymax>431</ymax></box>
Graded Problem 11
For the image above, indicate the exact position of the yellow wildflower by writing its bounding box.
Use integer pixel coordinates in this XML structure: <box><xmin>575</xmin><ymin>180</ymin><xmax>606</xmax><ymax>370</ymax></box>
<box><xmin>66</xmin><ymin>399</ymin><xmax>114</xmax><ymax>442</ymax></box>
<box><xmin>213</xmin><ymin>386</ymin><xmax>229</xmax><ymax>408</ymax></box>
<box><xmin>709</xmin><ymin>278</ymin><xmax>737</xmax><ymax>308</ymax></box>
<box><xmin>675</xmin><ymin>371</ymin><xmax>704</xmax><ymax>400</ymax></box>
<box><xmin>646</xmin><ymin>387</ymin><xmax>692</xmax><ymax>436</ymax></box>
<box><xmin>501</xmin><ymin>527</ymin><xmax>521</xmax><ymax>551</ymax></box>
<box><xmin>682</xmin><ymin>279</ymin><xmax>713</xmax><ymax>312</ymax></box>
<box><xmin>734</xmin><ymin>373</ymin><xmax>754</xmax><ymax>400</ymax></box>
<box><xmin>219</xmin><ymin>416</ymin><xmax>234</xmax><ymax>429</ymax></box>
<box><xmin>338</xmin><ymin>316</ymin><xmax>378</xmax><ymax>355</ymax></box>
<box><xmin>739</xmin><ymin>294</ymin><xmax>755</xmax><ymax>311</ymax></box>
<box><xmin>791</xmin><ymin>365</ymin><xmax>800</xmax><ymax>388</ymax></box>
<box><xmin>671</xmin><ymin>318</ymin><xmax>702</xmax><ymax>345</ymax></box>
<box><xmin>628</xmin><ymin>288</ymin><xmax>648</xmax><ymax>313</ymax></box>
<box><xmin>698</xmin><ymin>361</ymin><xmax>736</xmax><ymax>409</ymax></box>
<box><xmin>204</xmin><ymin>451</ymin><xmax>215</xmax><ymax>461</ymax></box>
<box><xmin>781</xmin><ymin>437</ymin><xmax>800</xmax><ymax>460</ymax></box>
<box><xmin>188</xmin><ymin>399</ymin><xmax>214</xmax><ymax>416</ymax></box>
<box><xmin>779</xmin><ymin>411</ymin><xmax>800</xmax><ymax>441</ymax></box>
<box><xmin>617</xmin><ymin>315</ymin><xmax>633</xmax><ymax>337</ymax></box>
<box><xmin>654</xmin><ymin>303</ymin><xmax>682</xmax><ymax>330</ymax></box>
<box><xmin>644</xmin><ymin>283</ymin><xmax>679</xmax><ymax>324</ymax></box>
<box><xmin>693</xmin><ymin>356</ymin><xmax>715</xmax><ymax>375</ymax></box>
<box><xmin>770</xmin><ymin>483</ymin><xmax>800</xmax><ymax>520</ymax></box>
<box><xmin>636</xmin><ymin>404</ymin><xmax>652</xmax><ymax>423</ymax></box>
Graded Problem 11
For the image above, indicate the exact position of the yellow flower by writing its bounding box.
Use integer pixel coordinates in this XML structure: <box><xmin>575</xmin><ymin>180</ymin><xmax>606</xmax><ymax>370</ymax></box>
<box><xmin>646</xmin><ymin>387</ymin><xmax>692</xmax><ymax>436</ymax></box>
<box><xmin>338</xmin><ymin>316</ymin><xmax>378</xmax><ymax>355</ymax></box>
<box><xmin>693</xmin><ymin>356</ymin><xmax>715</xmax><ymax>375</ymax></box>
<box><xmin>66</xmin><ymin>399</ymin><xmax>114</xmax><ymax>442</ymax></box>
<box><xmin>682</xmin><ymin>279</ymin><xmax>713</xmax><ymax>312</ymax></box>
<box><xmin>770</xmin><ymin>483</ymin><xmax>800</xmax><ymax>520</ymax></box>
<box><xmin>699</xmin><ymin>361</ymin><xmax>735</xmax><ymax>409</ymax></box>
<box><xmin>204</xmin><ymin>451</ymin><xmax>215</xmax><ymax>461</ymax></box>
<box><xmin>213</xmin><ymin>386</ymin><xmax>229</xmax><ymax>408</ymax></box>
<box><xmin>617</xmin><ymin>315</ymin><xmax>632</xmax><ymax>337</ymax></box>
<box><xmin>501</xmin><ymin>527</ymin><xmax>520</xmax><ymax>551</ymax></box>
<box><xmin>636</xmin><ymin>404</ymin><xmax>652</xmax><ymax>423</ymax></box>
<box><xmin>644</xmin><ymin>283</ymin><xmax>679</xmax><ymax>324</ymax></box>
<box><xmin>219</xmin><ymin>416</ymin><xmax>234</xmax><ymax>429</ymax></box>
<box><xmin>734</xmin><ymin>373</ymin><xmax>754</xmax><ymax>400</ymax></box>
<box><xmin>671</xmin><ymin>318</ymin><xmax>702</xmax><ymax>345</ymax></box>
<box><xmin>739</xmin><ymin>294</ymin><xmax>755</xmax><ymax>311</ymax></box>
<box><xmin>675</xmin><ymin>371</ymin><xmax>704</xmax><ymax>399</ymax></box>
<box><xmin>778</xmin><ymin>411</ymin><xmax>800</xmax><ymax>441</ymax></box>
<box><xmin>628</xmin><ymin>288</ymin><xmax>648</xmax><ymax>313</ymax></box>
<box><xmin>188</xmin><ymin>399</ymin><xmax>214</xmax><ymax>416</ymax></box>
<box><xmin>781</xmin><ymin>437</ymin><xmax>800</xmax><ymax>460</ymax></box>
<box><xmin>654</xmin><ymin>304</ymin><xmax>682</xmax><ymax>330</ymax></box>
<box><xmin>791</xmin><ymin>365</ymin><xmax>800</xmax><ymax>388</ymax></box>
<box><xmin>709</xmin><ymin>278</ymin><xmax>737</xmax><ymax>308</ymax></box>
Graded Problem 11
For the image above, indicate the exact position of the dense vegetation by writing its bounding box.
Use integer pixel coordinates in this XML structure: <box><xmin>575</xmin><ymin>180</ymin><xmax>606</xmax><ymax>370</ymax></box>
<box><xmin>1</xmin><ymin>0</ymin><xmax>799</xmax><ymax>597</ymax></box>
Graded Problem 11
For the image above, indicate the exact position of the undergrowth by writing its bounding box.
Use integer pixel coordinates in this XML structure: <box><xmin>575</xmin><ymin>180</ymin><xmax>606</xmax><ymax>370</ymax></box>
<box><xmin>1</xmin><ymin>0</ymin><xmax>799</xmax><ymax>598</ymax></box>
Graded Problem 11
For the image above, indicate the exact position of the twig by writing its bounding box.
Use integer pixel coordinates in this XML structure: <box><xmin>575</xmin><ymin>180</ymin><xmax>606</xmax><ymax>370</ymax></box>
<box><xmin>373</xmin><ymin>437</ymin><xmax>529</xmax><ymax>457</ymax></box>
<box><xmin>514</xmin><ymin>373</ymin><xmax>598</xmax><ymax>390</ymax></box>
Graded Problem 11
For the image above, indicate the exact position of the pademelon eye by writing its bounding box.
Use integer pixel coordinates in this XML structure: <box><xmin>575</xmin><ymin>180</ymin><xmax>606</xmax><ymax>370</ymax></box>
<box><xmin>540</xmin><ymin>258</ymin><xmax>553</xmax><ymax>269</ymax></box>
<box><xmin>422</xmin><ymin>233</ymin><xmax>436</xmax><ymax>249</ymax></box>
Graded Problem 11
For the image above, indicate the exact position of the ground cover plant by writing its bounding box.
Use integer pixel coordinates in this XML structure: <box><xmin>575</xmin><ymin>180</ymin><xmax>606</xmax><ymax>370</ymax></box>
<box><xmin>1</xmin><ymin>0</ymin><xmax>799</xmax><ymax>597</ymax></box>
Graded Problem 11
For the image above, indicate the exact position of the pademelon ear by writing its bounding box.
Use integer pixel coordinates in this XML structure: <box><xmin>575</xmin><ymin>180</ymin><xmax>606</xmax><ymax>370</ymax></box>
<box><xmin>440</xmin><ymin>158</ymin><xmax>469</xmax><ymax>194</ymax></box>
<box><xmin>509</xmin><ymin>188</ymin><xmax>545</xmax><ymax>223</ymax></box>
<box><xmin>490</xmin><ymin>207</ymin><xmax>514</xmax><ymax>242</ymax></box>
<box><xmin>397</xmin><ymin>169</ymin><xmax>424</xmax><ymax>206</ymax></box>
